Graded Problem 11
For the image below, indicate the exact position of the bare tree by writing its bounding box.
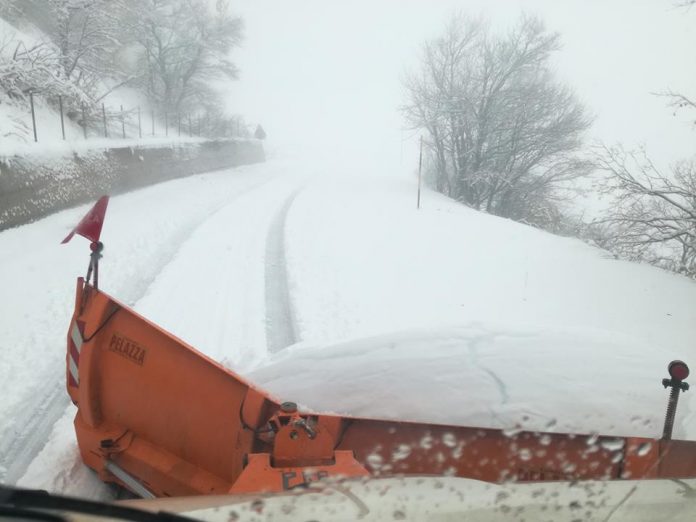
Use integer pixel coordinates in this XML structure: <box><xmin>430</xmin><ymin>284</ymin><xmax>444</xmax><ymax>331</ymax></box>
<box><xmin>48</xmin><ymin>0</ymin><xmax>131</xmax><ymax>96</ymax></box>
<box><xmin>0</xmin><ymin>27</ymin><xmax>87</xmax><ymax>103</ymax></box>
<box><xmin>403</xmin><ymin>14</ymin><xmax>592</xmax><ymax>229</ymax></box>
<box><xmin>654</xmin><ymin>90</ymin><xmax>696</xmax><ymax>129</ymax></box>
<box><xmin>124</xmin><ymin>0</ymin><xmax>242</xmax><ymax>114</ymax></box>
<box><xmin>3</xmin><ymin>0</ymin><xmax>132</xmax><ymax>100</ymax></box>
<box><xmin>591</xmin><ymin>147</ymin><xmax>696</xmax><ymax>277</ymax></box>
<box><xmin>589</xmin><ymin>0</ymin><xmax>696</xmax><ymax>277</ymax></box>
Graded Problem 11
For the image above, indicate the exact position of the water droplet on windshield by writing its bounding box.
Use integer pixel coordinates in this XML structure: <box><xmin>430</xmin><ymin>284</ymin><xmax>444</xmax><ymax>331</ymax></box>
<box><xmin>442</xmin><ymin>432</ymin><xmax>457</xmax><ymax>448</ymax></box>
<box><xmin>518</xmin><ymin>448</ymin><xmax>532</xmax><ymax>461</ymax></box>
<box><xmin>392</xmin><ymin>444</ymin><xmax>412</xmax><ymax>461</ymax></box>
<box><xmin>250</xmin><ymin>499</ymin><xmax>265</xmax><ymax>514</ymax></box>
<box><xmin>503</xmin><ymin>424</ymin><xmax>523</xmax><ymax>437</ymax></box>
<box><xmin>420</xmin><ymin>433</ymin><xmax>434</xmax><ymax>449</ymax></box>
<box><xmin>586</xmin><ymin>432</ymin><xmax>599</xmax><ymax>446</ymax></box>
<box><xmin>367</xmin><ymin>453</ymin><xmax>384</xmax><ymax>470</ymax></box>
<box><xmin>495</xmin><ymin>491</ymin><xmax>510</xmax><ymax>503</ymax></box>
<box><xmin>600</xmin><ymin>439</ymin><xmax>625</xmax><ymax>452</ymax></box>
<box><xmin>563</xmin><ymin>462</ymin><xmax>577</xmax><ymax>473</ymax></box>
<box><xmin>637</xmin><ymin>442</ymin><xmax>653</xmax><ymax>456</ymax></box>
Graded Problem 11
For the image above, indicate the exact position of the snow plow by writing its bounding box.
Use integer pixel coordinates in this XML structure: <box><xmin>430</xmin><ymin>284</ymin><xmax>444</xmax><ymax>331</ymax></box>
<box><xmin>64</xmin><ymin>197</ymin><xmax>696</xmax><ymax>498</ymax></box>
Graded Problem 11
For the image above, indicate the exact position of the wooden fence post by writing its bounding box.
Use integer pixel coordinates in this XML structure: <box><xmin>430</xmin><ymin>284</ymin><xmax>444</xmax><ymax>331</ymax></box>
<box><xmin>102</xmin><ymin>103</ymin><xmax>108</xmax><ymax>138</ymax></box>
<box><xmin>29</xmin><ymin>91</ymin><xmax>37</xmax><ymax>142</ymax></box>
<box><xmin>58</xmin><ymin>95</ymin><xmax>66</xmax><ymax>140</ymax></box>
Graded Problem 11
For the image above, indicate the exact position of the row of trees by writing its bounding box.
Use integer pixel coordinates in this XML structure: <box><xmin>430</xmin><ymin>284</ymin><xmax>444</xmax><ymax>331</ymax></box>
<box><xmin>0</xmin><ymin>0</ymin><xmax>242</xmax><ymax>131</ymax></box>
<box><xmin>404</xmin><ymin>13</ymin><xmax>696</xmax><ymax>278</ymax></box>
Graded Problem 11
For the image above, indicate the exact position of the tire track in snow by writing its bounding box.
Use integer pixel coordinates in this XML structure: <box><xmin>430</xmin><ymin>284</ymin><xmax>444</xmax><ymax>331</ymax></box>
<box><xmin>0</xmin><ymin>175</ymin><xmax>277</xmax><ymax>488</ymax></box>
<box><xmin>468</xmin><ymin>333</ymin><xmax>510</xmax><ymax>404</ymax></box>
<box><xmin>118</xmin><ymin>175</ymin><xmax>277</xmax><ymax>307</ymax></box>
<box><xmin>265</xmin><ymin>189</ymin><xmax>302</xmax><ymax>353</ymax></box>
<box><xmin>0</xmin><ymin>379</ymin><xmax>68</xmax><ymax>484</ymax></box>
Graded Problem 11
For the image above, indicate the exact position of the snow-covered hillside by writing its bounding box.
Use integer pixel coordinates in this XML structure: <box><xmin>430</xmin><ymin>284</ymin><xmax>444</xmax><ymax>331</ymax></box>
<box><xmin>250</xmin><ymin>174</ymin><xmax>696</xmax><ymax>438</ymax></box>
<box><xmin>1</xmin><ymin>157</ymin><xmax>695</xmax><ymax>497</ymax></box>
<box><xmin>0</xmin><ymin>18</ymin><xmax>200</xmax><ymax>157</ymax></box>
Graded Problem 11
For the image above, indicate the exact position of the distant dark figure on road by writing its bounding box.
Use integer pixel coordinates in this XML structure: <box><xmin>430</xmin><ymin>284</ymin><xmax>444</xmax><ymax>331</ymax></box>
<box><xmin>254</xmin><ymin>124</ymin><xmax>267</xmax><ymax>140</ymax></box>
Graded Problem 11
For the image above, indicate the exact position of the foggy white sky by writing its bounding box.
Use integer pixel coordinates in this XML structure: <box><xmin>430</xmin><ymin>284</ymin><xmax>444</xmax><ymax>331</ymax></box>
<box><xmin>226</xmin><ymin>0</ymin><xmax>695</xmax><ymax>174</ymax></box>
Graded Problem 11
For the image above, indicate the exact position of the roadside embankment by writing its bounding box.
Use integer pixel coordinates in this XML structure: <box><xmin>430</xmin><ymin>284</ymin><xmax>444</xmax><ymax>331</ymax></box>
<box><xmin>0</xmin><ymin>139</ymin><xmax>265</xmax><ymax>230</ymax></box>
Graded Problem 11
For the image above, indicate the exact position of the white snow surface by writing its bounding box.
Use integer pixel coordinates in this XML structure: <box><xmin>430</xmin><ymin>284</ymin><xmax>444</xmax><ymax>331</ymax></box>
<box><xmin>247</xmin><ymin>174</ymin><xmax>696</xmax><ymax>439</ymax></box>
<box><xmin>1</xmin><ymin>157</ymin><xmax>696</xmax><ymax>498</ymax></box>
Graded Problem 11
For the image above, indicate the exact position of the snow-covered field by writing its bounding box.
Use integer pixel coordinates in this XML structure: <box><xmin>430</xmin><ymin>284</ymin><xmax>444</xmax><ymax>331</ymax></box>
<box><xmin>252</xmin><ymin>175</ymin><xmax>696</xmax><ymax>437</ymax></box>
<box><xmin>1</xmin><ymin>155</ymin><xmax>696</xmax><ymax>498</ymax></box>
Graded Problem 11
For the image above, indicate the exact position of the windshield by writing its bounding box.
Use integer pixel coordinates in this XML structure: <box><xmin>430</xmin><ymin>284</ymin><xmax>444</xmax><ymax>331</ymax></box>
<box><xmin>0</xmin><ymin>0</ymin><xmax>695</xmax><ymax>520</ymax></box>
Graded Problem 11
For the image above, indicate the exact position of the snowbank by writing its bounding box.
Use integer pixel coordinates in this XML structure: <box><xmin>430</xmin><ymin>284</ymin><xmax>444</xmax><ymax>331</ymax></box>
<box><xmin>249</xmin><ymin>323</ymin><xmax>680</xmax><ymax>438</ymax></box>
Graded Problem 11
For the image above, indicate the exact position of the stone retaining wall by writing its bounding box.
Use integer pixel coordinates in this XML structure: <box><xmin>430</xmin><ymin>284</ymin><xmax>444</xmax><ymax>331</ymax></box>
<box><xmin>0</xmin><ymin>139</ymin><xmax>265</xmax><ymax>231</ymax></box>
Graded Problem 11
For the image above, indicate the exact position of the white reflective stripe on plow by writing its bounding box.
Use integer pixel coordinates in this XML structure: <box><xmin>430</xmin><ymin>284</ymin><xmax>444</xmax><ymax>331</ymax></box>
<box><xmin>71</xmin><ymin>322</ymin><xmax>83</xmax><ymax>353</ymax></box>
<box><xmin>105</xmin><ymin>461</ymin><xmax>156</xmax><ymax>499</ymax></box>
<box><xmin>69</xmin><ymin>355</ymin><xmax>80</xmax><ymax>385</ymax></box>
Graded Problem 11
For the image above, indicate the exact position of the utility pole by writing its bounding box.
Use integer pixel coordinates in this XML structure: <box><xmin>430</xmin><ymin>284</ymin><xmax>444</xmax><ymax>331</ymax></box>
<box><xmin>417</xmin><ymin>135</ymin><xmax>423</xmax><ymax>210</ymax></box>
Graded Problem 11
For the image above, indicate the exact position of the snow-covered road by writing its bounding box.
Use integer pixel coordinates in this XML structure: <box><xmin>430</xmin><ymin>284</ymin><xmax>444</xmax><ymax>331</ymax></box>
<box><xmin>0</xmin><ymin>160</ymin><xmax>307</xmax><ymax>496</ymax></box>
<box><xmin>2</xmin><ymin>156</ymin><xmax>696</xmax><ymax>499</ymax></box>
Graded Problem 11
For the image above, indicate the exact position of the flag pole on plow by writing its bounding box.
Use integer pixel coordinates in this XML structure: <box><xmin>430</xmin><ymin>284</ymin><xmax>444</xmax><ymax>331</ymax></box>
<box><xmin>62</xmin><ymin>195</ymin><xmax>110</xmax><ymax>289</ymax></box>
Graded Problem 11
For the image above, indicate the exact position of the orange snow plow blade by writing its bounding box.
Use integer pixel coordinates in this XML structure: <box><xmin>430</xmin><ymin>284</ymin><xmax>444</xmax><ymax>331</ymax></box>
<box><xmin>67</xmin><ymin>278</ymin><xmax>696</xmax><ymax>497</ymax></box>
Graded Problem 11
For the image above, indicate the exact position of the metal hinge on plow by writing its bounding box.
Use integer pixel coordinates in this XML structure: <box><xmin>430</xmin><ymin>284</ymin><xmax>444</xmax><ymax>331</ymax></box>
<box><xmin>231</xmin><ymin>402</ymin><xmax>368</xmax><ymax>493</ymax></box>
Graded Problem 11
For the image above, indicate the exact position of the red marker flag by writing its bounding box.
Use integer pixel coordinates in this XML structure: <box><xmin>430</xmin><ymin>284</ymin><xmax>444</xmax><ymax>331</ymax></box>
<box><xmin>61</xmin><ymin>195</ymin><xmax>110</xmax><ymax>244</ymax></box>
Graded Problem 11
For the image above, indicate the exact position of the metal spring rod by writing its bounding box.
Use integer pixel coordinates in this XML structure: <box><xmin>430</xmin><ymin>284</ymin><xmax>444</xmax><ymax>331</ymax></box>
<box><xmin>662</xmin><ymin>385</ymin><xmax>680</xmax><ymax>440</ymax></box>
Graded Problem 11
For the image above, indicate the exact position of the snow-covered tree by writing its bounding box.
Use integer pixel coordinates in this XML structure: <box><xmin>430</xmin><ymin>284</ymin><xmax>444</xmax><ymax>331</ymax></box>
<box><xmin>403</xmin><ymin>15</ymin><xmax>591</xmax><ymax>229</ymax></box>
<box><xmin>591</xmin><ymin>147</ymin><xmax>696</xmax><ymax>277</ymax></box>
<box><xmin>1</xmin><ymin>0</ymin><xmax>131</xmax><ymax>101</ymax></box>
<box><xmin>588</xmin><ymin>2</ymin><xmax>696</xmax><ymax>277</ymax></box>
<box><xmin>0</xmin><ymin>26</ymin><xmax>87</xmax><ymax>104</ymax></box>
<box><xmin>123</xmin><ymin>0</ymin><xmax>242</xmax><ymax>114</ymax></box>
<box><xmin>46</xmin><ymin>0</ymin><xmax>132</xmax><ymax>100</ymax></box>
<box><xmin>1</xmin><ymin>0</ymin><xmax>244</xmax><ymax>139</ymax></box>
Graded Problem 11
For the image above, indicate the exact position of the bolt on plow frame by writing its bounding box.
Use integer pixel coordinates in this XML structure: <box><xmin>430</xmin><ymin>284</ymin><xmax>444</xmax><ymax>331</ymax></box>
<box><xmin>63</xmin><ymin>197</ymin><xmax>696</xmax><ymax>498</ymax></box>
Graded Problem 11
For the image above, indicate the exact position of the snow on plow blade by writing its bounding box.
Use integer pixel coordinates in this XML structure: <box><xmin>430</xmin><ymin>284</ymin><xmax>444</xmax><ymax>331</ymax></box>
<box><xmin>67</xmin><ymin>277</ymin><xmax>696</xmax><ymax>497</ymax></box>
